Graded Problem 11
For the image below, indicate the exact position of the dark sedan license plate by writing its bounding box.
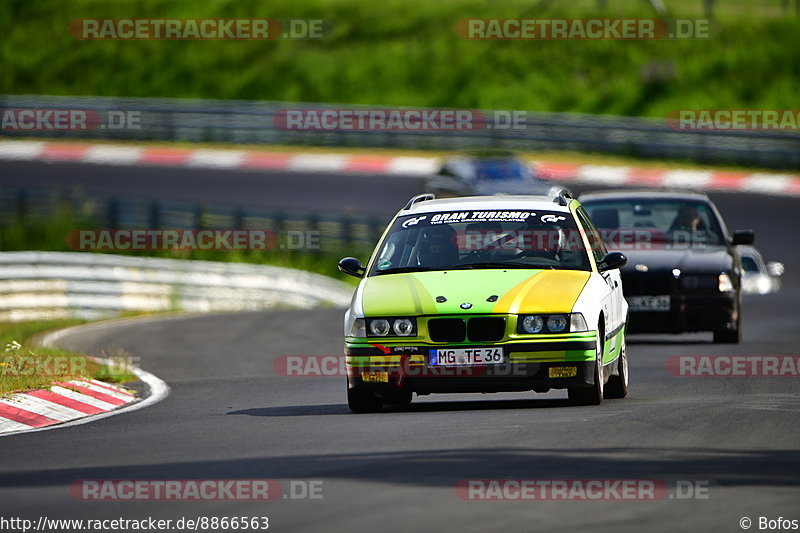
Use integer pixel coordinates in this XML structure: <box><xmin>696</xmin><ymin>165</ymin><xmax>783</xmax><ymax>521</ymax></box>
<box><xmin>430</xmin><ymin>347</ymin><xmax>504</xmax><ymax>366</ymax></box>
<box><xmin>627</xmin><ymin>295</ymin><xmax>671</xmax><ymax>312</ymax></box>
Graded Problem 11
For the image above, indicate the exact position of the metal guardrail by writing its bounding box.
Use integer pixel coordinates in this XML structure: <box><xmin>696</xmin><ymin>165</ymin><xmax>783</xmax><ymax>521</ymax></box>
<box><xmin>0</xmin><ymin>185</ymin><xmax>388</xmax><ymax>253</ymax></box>
<box><xmin>0</xmin><ymin>252</ymin><xmax>354</xmax><ymax>322</ymax></box>
<box><xmin>1</xmin><ymin>94</ymin><xmax>798</xmax><ymax>169</ymax></box>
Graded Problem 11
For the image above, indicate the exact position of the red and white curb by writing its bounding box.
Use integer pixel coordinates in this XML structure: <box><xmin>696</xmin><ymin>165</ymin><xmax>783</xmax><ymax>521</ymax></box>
<box><xmin>1</xmin><ymin>140</ymin><xmax>799</xmax><ymax>196</ymax></box>
<box><xmin>0</xmin><ymin>378</ymin><xmax>136</xmax><ymax>435</ymax></box>
<box><xmin>0</xmin><ymin>318</ymin><xmax>171</xmax><ymax>437</ymax></box>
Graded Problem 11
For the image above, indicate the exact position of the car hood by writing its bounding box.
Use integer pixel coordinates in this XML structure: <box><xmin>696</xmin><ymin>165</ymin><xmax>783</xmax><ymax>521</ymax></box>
<box><xmin>619</xmin><ymin>246</ymin><xmax>733</xmax><ymax>274</ymax></box>
<box><xmin>360</xmin><ymin>269</ymin><xmax>591</xmax><ymax>316</ymax></box>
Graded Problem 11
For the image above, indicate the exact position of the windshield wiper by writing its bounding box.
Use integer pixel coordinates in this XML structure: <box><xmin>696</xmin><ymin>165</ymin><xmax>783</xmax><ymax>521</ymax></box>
<box><xmin>373</xmin><ymin>266</ymin><xmax>437</xmax><ymax>275</ymax></box>
<box><xmin>454</xmin><ymin>262</ymin><xmax>542</xmax><ymax>270</ymax></box>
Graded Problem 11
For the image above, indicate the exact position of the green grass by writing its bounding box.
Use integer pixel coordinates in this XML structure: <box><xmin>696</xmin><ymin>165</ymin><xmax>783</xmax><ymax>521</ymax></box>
<box><xmin>1</xmin><ymin>0</ymin><xmax>797</xmax><ymax>117</ymax></box>
<box><xmin>0</xmin><ymin>320</ymin><xmax>138</xmax><ymax>396</ymax></box>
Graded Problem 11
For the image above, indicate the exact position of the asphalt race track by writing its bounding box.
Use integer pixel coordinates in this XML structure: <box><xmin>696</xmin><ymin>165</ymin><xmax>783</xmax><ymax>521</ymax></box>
<box><xmin>2</xmin><ymin>161</ymin><xmax>799</xmax><ymax>532</ymax></box>
<box><xmin>0</xmin><ymin>160</ymin><xmax>421</xmax><ymax>215</ymax></box>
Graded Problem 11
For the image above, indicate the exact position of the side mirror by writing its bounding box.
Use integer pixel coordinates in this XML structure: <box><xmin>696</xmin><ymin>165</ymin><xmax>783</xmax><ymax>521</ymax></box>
<box><xmin>767</xmin><ymin>261</ymin><xmax>784</xmax><ymax>277</ymax></box>
<box><xmin>731</xmin><ymin>230</ymin><xmax>755</xmax><ymax>246</ymax></box>
<box><xmin>597</xmin><ymin>251</ymin><xmax>627</xmax><ymax>272</ymax></box>
<box><xmin>338</xmin><ymin>257</ymin><xmax>365</xmax><ymax>278</ymax></box>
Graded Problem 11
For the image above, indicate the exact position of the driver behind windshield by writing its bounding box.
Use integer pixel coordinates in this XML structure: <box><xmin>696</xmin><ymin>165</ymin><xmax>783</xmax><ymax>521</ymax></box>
<box><xmin>669</xmin><ymin>204</ymin><xmax>705</xmax><ymax>232</ymax></box>
<box><xmin>416</xmin><ymin>225</ymin><xmax>459</xmax><ymax>268</ymax></box>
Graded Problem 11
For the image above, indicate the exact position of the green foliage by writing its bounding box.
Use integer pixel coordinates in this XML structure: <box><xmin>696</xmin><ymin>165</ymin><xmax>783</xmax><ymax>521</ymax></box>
<box><xmin>1</xmin><ymin>0</ymin><xmax>797</xmax><ymax>117</ymax></box>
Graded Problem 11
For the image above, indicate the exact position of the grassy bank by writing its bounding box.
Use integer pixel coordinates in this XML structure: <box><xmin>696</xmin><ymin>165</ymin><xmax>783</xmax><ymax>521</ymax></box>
<box><xmin>0</xmin><ymin>320</ymin><xmax>137</xmax><ymax>396</ymax></box>
<box><xmin>1</xmin><ymin>0</ymin><xmax>797</xmax><ymax>117</ymax></box>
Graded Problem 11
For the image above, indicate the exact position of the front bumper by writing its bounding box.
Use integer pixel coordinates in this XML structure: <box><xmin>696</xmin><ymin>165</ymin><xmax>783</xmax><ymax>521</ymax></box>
<box><xmin>627</xmin><ymin>293</ymin><xmax>737</xmax><ymax>333</ymax></box>
<box><xmin>345</xmin><ymin>335</ymin><xmax>598</xmax><ymax>394</ymax></box>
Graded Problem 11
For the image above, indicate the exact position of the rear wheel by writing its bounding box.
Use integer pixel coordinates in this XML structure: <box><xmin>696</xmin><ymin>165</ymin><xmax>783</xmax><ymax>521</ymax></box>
<box><xmin>604</xmin><ymin>334</ymin><xmax>628</xmax><ymax>399</ymax></box>
<box><xmin>569</xmin><ymin>329</ymin><xmax>604</xmax><ymax>406</ymax></box>
<box><xmin>347</xmin><ymin>387</ymin><xmax>383</xmax><ymax>413</ymax></box>
<box><xmin>382</xmin><ymin>390</ymin><xmax>413</xmax><ymax>407</ymax></box>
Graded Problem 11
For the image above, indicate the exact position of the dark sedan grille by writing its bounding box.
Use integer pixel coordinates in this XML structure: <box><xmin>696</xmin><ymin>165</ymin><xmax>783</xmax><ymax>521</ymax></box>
<box><xmin>428</xmin><ymin>317</ymin><xmax>506</xmax><ymax>343</ymax></box>
<box><xmin>621</xmin><ymin>272</ymin><xmax>673</xmax><ymax>296</ymax></box>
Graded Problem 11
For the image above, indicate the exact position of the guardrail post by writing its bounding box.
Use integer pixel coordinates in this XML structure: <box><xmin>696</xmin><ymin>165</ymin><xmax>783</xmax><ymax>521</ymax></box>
<box><xmin>233</xmin><ymin>208</ymin><xmax>245</xmax><ymax>230</ymax></box>
<box><xmin>107</xmin><ymin>198</ymin><xmax>120</xmax><ymax>228</ymax></box>
<box><xmin>148</xmin><ymin>201</ymin><xmax>161</xmax><ymax>229</ymax></box>
<box><xmin>194</xmin><ymin>205</ymin><xmax>206</xmax><ymax>229</ymax></box>
<box><xmin>15</xmin><ymin>189</ymin><xmax>28</xmax><ymax>220</ymax></box>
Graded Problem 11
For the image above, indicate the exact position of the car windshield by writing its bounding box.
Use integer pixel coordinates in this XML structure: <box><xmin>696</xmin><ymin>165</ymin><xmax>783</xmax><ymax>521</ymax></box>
<box><xmin>582</xmin><ymin>199</ymin><xmax>726</xmax><ymax>247</ymax></box>
<box><xmin>474</xmin><ymin>160</ymin><xmax>530</xmax><ymax>182</ymax></box>
<box><xmin>369</xmin><ymin>209</ymin><xmax>592</xmax><ymax>275</ymax></box>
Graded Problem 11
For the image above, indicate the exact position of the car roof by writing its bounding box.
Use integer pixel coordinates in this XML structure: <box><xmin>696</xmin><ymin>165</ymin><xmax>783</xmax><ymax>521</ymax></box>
<box><xmin>579</xmin><ymin>189</ymin><xmax>711</xmax><ymax>202</ymax></box>
<box><xmin>403</xmin><ymin>195</ymin><xmax>572</xmax><ymax>214</ymax></box>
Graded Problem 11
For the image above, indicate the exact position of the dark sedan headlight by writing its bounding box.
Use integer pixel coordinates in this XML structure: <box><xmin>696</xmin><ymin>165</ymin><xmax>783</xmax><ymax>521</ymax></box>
<box><xmin>718</xmin><ymin>273</ymin><xmax>734</xmax><ymax>292</ymax></box>
<box><xmin>366</xmin><ymin>317</ymin><xmax>417</xmax><ymax>337</ymax></box>
<box><xmin>518</xmin><ymin>313</ymin><xmax>587</xmax><ymax>334</ymax></box>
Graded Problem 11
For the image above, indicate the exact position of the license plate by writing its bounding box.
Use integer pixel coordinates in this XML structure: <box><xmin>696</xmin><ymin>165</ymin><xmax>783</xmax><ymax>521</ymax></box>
<box><xmin>627</xmin><ymin>295</ymin><xmax>671</xmax><ymax>312</ymax></box>
<box><xmin>361</xmin><ymin>371</ymin><xmax>389</xmax><ymax>383</ymax></box>
<box><xmin>430</xmin><ymin>347</ymin><xmax>504</xmax><ymax>366</ymax></box>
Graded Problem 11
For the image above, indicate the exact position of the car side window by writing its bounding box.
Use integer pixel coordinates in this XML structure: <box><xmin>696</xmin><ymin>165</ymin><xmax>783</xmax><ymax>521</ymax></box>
<box><xmin>576</xmin><ymin>207</ymin><xmax>607</xmax><ymax>265</ymax></box>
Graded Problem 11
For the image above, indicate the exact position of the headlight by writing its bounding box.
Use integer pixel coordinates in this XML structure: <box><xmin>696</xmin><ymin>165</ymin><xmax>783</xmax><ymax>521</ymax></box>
<box><xmin>350</xmin><ymin>318</ymin><xmax>366</xmax><ymax>337</ymax></box>
<box><xmin>369</xmin><ymin>319</ymin><xmax>391</xmax><ymax>336</ymax></box>
<box><xmin>366</xmin><ymin>318</ymin><xmax>417</xmax><ymax>337</ymax></box>
<box><xmin>521</xmin><ymin>315</ymin><xmax>544</xmax><ymax>334</ymax></box>
<box><xmin>718</xmin><ymin>273</ymin><xmax>734</xmax><ymax>292</ymax></box>
<box><xmin>570</xmin><ymin>313</ymin><xmax>588</xmax><ymax>332</ymax></box>
<box><xmin>393</xmin><ymin>318</ymin><xmax>414</xmax><ymax>336</ymax></box>
<box><xmin>518</xmin><ymin>313</ymin><xmax>585</xmax><ymax>334</ymax></box>
<box><xmin>547</xmin><ymin>315</ymin><xmax>568</xmax><ymax>333</ymax></box>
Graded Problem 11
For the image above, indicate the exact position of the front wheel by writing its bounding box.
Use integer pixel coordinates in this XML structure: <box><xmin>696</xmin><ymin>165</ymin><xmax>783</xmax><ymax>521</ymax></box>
<box><xmin>568</xmin><ymin>330</ymin><xmax>604</xmax><ymax>406</ymax></box>
<box><xmin>714</xmin><ymin>294</ymin><xmax>741</xmax><ymax>344</ymax></box>
<box><xmin>347</xmin><ymin>387</ymin><xmax>383</xmax><ymax>413</ymax></box>
<box><xmin>604</xmin><ymin>335</ymin><xmax>628</xmax><ymax>399</ymax></box>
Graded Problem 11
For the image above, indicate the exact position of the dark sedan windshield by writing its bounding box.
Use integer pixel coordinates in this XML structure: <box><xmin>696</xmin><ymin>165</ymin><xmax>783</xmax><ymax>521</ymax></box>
<box><xmin>369</xmin><ymin>209</ymin><xmax>591</xmax><ymax>275</ymax></box>
<box><xmin>582</xmin><ymin>199</ymin><xmax>726</xmax><ymax>247</ymax></box>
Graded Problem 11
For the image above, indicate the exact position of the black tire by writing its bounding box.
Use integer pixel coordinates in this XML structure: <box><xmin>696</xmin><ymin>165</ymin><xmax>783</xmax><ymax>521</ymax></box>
<box><xmin>347</xmin><ymin>387</ymin><xmax>383</xmax><ymax>413</ymax></box>
<box><xmin>382</xmin><ymin>390</ymin><xmax>413</xmax><ymax>407</ymax></box>
<box><xmin>569</xmin><ymin>329</ymin><xmax>604</xmax><ymax>406</ymax></box>
<box><xmin>713</xmin><ymin>302</ymin><xmax>741</xmax><ymax>344</ymax></box>
<box><xmin>604</xmin><ymin>335</ymin><xmax>628</xmax><ymax>399</ymax></box>
<box><xmin>713</xmin><ymin>328</ymin><xmax>740</xmax><ymax>344</ymax></box>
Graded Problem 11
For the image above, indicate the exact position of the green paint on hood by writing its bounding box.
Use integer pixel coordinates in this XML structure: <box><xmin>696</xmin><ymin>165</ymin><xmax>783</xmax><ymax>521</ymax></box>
<box><xmin>361</xmin><ymin>269</ymin><xmax>591</xmax><ymax>316</ymax></box>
